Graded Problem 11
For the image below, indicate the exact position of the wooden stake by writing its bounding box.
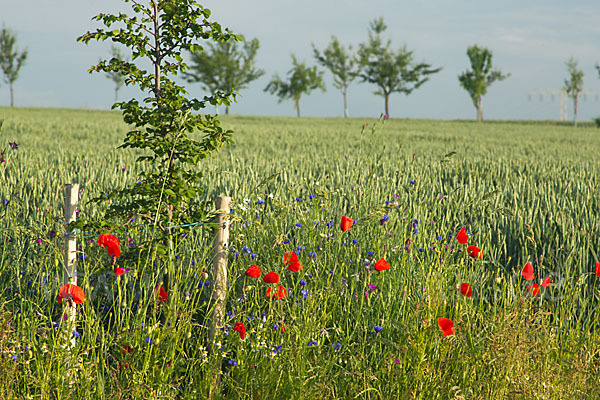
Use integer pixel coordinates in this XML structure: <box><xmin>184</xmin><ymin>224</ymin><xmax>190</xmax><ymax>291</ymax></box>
<box><xmin>64</xmin><ymin>183</ymin><xmax>79</xmax><ymax>348</ymax></box>
<box><xmin>208</xmin><ymin>196</ymin><xmax>230</xmax><ymax>353</ymax></box>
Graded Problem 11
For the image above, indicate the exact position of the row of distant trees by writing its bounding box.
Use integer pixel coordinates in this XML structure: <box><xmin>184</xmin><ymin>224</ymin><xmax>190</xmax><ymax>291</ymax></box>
<box><xmin>0</xmin><ymin>20</ymin><xmax>594</xmax><ymax>124</ymax></box>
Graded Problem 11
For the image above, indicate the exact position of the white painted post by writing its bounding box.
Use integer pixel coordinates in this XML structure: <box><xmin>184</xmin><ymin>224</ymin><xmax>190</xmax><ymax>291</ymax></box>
<box><xmin>64</xmin><ymin>183</ymin><xmax>79</xmax><ymax>348</ymax></box>
<box><xmin>208</xmin><ymin>196</ymin><xmax>230</xmax><ymax>353</ymax></box>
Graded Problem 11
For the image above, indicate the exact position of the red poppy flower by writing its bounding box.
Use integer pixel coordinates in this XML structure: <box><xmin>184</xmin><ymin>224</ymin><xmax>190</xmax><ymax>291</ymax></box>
<box><xmin>156</xmin><ymin>285</ymin><xmax>168</xmax><ymax>302</ymax></box>
<box><xmin>283</xmin><ymin>252</ymin><xmax>299</xmax><ymax>265</ymax></box>
<box><xmin>467</xmin><ymin>245</ymin><xmax>481</xmax><ymax>258</ymax></box>
<box><xmin>521</xmin><ymin>262</ymin><xmax>534</xmax><ymax>281</ymax></box>
<box><xmin>263</xmin><ymin>271</ymin><xmax>280</xmax><ymax>284</ymax></box>
<box><xmin>526</xmin><ymin>283</ymin><xmax>540</xmax><ymax>297</ymax></box>
<box><xmin>122</xmin><ymin>344</ymin><xmax>133</xmax><ymax>354</ymax></box>
<box><xmin>541</xmin><ymin>276</ymin><xmax>551</xmax><ymax>287</ymax></box>
<box><xmin>340</xmin><ymin>216</ymin><xmax>354</xmax><ymax>232</ymax></box>
<box><xmin>266</xmin><ymin>284</ymin><xmax>287</xmax><ymax>300</ymax></box>
<box><xmin>437</xmin><ymin>318</ymin><xmax>454</xmax><ymax>337</ymax></box>
<box><xmin>374</xmin><ymin>258</ymin><xmax>390</xmax><ymax>271</ymax></box>
<box><xmin>280</xmin><ymin>323</ymin><xmax>287</xmax><ymax>333</ymax></box>
<box><xmin>245</xmin><ymin>264</ymin><xmax>261</xmax><ymax>278</ymax></box>
<box><xmin>595</xmin><ymin>261</ymin><xmax>600</xmax><ymax>278</ymax></box>
<box><xmin>233</xmin><ymin>322</ymin><xmax>245</xmax><ymax>340</ymax></box>
<box><xmin>98</xmin><ymin>233</ymin><xmax>121</xmax><ymax>258</ymax></box>
<box><xmin>459</xmin><ymin>283</ymin><xmax>473</xmax><ymax>297</ymax></box>
<box><xmin>287</xmin><ymin>261</ymin><xmax>304</xmax><ymax>272</ymax></box>
<box><xmin>456</xmin><ymin>228</ymin><xmax>468</xmax><ymax>244</ymax></box>
<box><xmin>57</xmin><ymin>284</ymin><xmax>86</xmax><ymax>305</ymax></box>
<box><xmin>114</xmin><ymin>267</ymin><xmax>125</xmax><ymax>276</ymax></box>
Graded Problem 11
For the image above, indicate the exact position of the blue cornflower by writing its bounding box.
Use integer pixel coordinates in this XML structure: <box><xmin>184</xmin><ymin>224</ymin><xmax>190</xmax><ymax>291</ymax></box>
<box><xmin>296</xmin><ymin>197</ymin><xmax>303</xmax><ymax>202</ymax></box>
<box><xmin>256</xmin><ymin>199</ymin><xmax>265</xmax><ymax>205</ymax></box>
<box><xmin>367</xmin><ymin>251</ymin><xmax>374</xmax><ymax>256</ymax></box>
<box><xmin>410</xmin><ymin>180</ymin><xmax>415</xmax><ymax>185</ymax></box>
<box><xmin>250</xmin><ymin>253</ymin><xmax>257</xmax><ymax>259</ymax></box>
<box><xmin>145</xmin><ymin>336</ymin><xmax>153</xmax><ymax>344</ymax></box>
<box><xmin>309</xmin><ymin>251</ymin><xmax>317</xmax><ymax>259</ymax></box>
<box><xmin>301</xmin><ymin>289</ymin><xmax>311</xmax><ymax>299</ymax></box>
<box><xmin>352</xmin><ymin>239</ymin><xmax>358</xmax><ymax>245</ymax></box>
<box><xmin>272</xmin><ymin>324</ymin><xmax>279</xmax><ymax>330</ymax></box>
<box><xmin>374</xmin><ymin>326</ymin><xmax>383</xmax><ymax>333</ymax></box>
<box><xmin>228</xmin><ymin>360</ymin><xmax>238</xmax><ymax>366</ymax></box>
<box><xmin>299</xmin><ymin>279</ymin><xmax>307</xmax><ymax>286</ymax></box>
<box><xmin>297</xmin><ymin>245</ymin><xmax>305</xmax><ymax>251</ymax></box>
<box><xmin>418</xmin><ymin>248</ymin><xmax>426</xmax><ymax>253</ymax></box>
<box><xmin>333</xmin><ymin>342</ymin><xmax>342</xmax><ymax>350</ymax></box>
<box><xmin>308</xmin><ymin>340</ymin><xmax>318</xmax><ymax>346</ymax></box>
<box><xmin>273</xmin><ymin>344</ymin><xmax>283</xmax><ymax>354</ymax></box>
<box><xmin>73</xmin><ymin>330</ymin><xmax>81</xmax><ymax>339</ymax></box>
<box><xmin>309</xmin><ymin>194</ymin><xmax>315</xmax><ymax>200</ymax></box>
<box><xmin>436</xmin><ymin>235</ymin><xmax>442</xmax><ymax>241</ymax></box>
<box><xmin>296</xmin><ymin>223</ymin><xmax>302</xmax><ymax>228</ymax></box>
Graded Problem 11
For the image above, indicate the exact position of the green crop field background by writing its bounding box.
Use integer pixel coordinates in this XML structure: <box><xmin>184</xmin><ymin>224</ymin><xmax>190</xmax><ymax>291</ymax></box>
<box><xmin>1</xmin><ymin>107</ymin><xmax>600</xmax><ymax>399</ymax></box>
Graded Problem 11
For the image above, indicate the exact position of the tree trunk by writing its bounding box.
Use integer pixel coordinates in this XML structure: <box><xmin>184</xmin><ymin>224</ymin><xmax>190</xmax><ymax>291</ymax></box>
<box><xmin>384</xmin><ymin>93</ymin><xmax>390</xmax><ymax>118</ymax></box>
<box><xmin>573</xmin><ymin>94</ymin><xmax>578</xmax><ymax>127</ymax></box>
<box><xmin>152</xmin><ymin>1</ymin><xmax>161</xmax><ymax>100</ymax></box>
<box><xmin>225</xmin><ymin>105</ymin><xmax>230</xmax><ymax>115</ymax></box>
<box><xmin>476</xmin><ymin>96</ymin><xmax>483</xmax><ymax>122</ymax></box>
<box><xmin>343</xmin><ymin>87</ymin><xmax>348</xmax><ymax>118</ymax></box>
<box><xmin>295</xmin><ymin>95</ymin><xmax>301</xmax><ymax>118</ymax></box>
<box><xmin>9</xmin><ymin>82</ymin><xmax>14</xmax><ymax>107</ymax></box>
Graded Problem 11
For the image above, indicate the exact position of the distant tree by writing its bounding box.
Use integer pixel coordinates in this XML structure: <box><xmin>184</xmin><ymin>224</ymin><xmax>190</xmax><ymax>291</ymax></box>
<box><xmin>264</xmin><ymin>54</ymin><xmax>325</xmax><ymax>117</ymax></box>
<box><xmin>105</xmin><ymin>45</ymin><xmax>126</xmax><ymax>102</ymax></box>
<box><xmin>564</xmin><ymin>57</ymin><xmax>584</xmax><ymax>127</ymax></box>
<box><xmin>184</xmin><ymin>36</ymin><xmax>264</xmax><ymax>114</ymax></box>
<box><xmin>0</xmin><ymin>27</ymin><xmax>28</xmax><ymax>107</ymax></box>
<box><xmin>312</xmin><ymin>36</ymin><xmax>361</xmax><ymax>117</ymax></box>
<box><xmin>358</xmin><ymin>18</ymin><xmax>441</xmax><ymax>118</ymax></box>
<box><xmin>458</xmin><ymin>45</ymin><xmax>509</xmax><ymax>122</ymax></box>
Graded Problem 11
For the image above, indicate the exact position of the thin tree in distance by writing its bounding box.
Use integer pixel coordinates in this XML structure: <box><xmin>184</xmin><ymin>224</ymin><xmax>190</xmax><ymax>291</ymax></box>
<box><xmin>184</xmin><ymin>35</ymin><xmax>264</xmax><ymax>115</ymax></box>
<box><xmin>358</xmin><ymin>18</ymin><xmax>441</xmax><ymax>118</ymax></box>
<box><xmin>105</xmin><ymin>45</ymin><xmax>126</xmax><ymax>102</ymax></box>
<box><xmin>312</xmin><ymin>36</ymin><xmax>361</xmax><ymax>118</ymax></box>
<box><xmin>564</xmin><ymin>57</ymin><xmax>584</xmax><ymax>127</ymax></box>
<box><xmin>458</xmin><ymin>45</ymin><xmax>509</xmax><ymax>122</ymax></box>
<box><xmin>0</xmin><ymin>26</ymin><xmax>28</xmax><ymax>107</ymax></box>
<box><xmin>264</xmin><ymin>54</ymin><xmax>325</xmax><ymax>117</ymax></box>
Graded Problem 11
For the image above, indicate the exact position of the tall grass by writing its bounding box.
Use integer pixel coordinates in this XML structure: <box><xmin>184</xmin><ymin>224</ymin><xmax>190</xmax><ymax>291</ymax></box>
<box><xmin>0</xmin><ymin>107</ymin><xmax>599</xmax><ymax>398</ymax></box>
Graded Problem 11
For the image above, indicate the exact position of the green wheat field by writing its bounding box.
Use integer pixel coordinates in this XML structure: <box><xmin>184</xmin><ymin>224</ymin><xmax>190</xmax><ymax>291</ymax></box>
<box><xmin>1</xmin><ymin>107</ymin><xmax>600</xmax><ymax>399</ymax></box>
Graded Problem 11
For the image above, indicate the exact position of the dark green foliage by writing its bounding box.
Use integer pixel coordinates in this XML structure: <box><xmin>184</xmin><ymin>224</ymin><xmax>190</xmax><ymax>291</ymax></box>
<box><xmin>77</xmin><ymin>0</ymin><xmax>238</xmax><ymax>257</ymax></box>
<box><xmin>0</xmin><ymin>26</ymin><xmax>28</xmax><ymax>107</ymax></box>
<box><xmin>184</xmin><ymin>35</ymin><xmax>264</xmax><ymax>115</ymax></box>
<box><xmin>357</xmin><ymin>17</ymin><xmax>441</xmax><ymax>118</ymax></box>
<box><xmin>458</xmin><ymin>44</ymin><xmax>509</xmax><ymax>122</ymax></box>
<box><xmin>264</xmin><ymin>54</ymin><xmax>325</xmax><ymax>117</ymax></box>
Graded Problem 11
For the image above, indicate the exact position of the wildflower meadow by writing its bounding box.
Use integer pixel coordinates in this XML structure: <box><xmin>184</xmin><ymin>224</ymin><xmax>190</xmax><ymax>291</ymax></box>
<box><xmin>1</xmin><ymin>107</ymin><xmax>600</xmax><ymax>399</ymax></box>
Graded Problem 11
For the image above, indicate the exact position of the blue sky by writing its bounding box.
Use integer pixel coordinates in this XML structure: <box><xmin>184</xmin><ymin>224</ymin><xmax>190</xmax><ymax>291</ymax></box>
<box><xmin>1</xmin><ymin>0</ymin><xmax>599</xmax><ymax>120</ymax></box>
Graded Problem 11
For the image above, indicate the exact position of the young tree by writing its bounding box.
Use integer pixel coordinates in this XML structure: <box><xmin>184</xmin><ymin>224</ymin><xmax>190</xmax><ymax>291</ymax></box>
<box><xmin>0</xmin><ymin>27</ymin><xmax>28</xmax><ymax>107</ymax></box>
<box><xmin>184</xmin><ymin>35</ymin><xmax>265</xmax><ymax>114</ymax></box>
<box><xmin>312</xmin><ymin>36</ymin><xmax>361</xmax><ymax>118</ymax></box>
<box><xmin>77</xmin><ymin>1</ymin><xmax>238</xmax><ymax>262</ymax></box>
<box><xmin>358</xmin><ymin>18</ymin><xmax>440</xmax><ymax>118</ymax></box>
<box><xmin>564</xmin><ymin>57</ymin><xmax>584</xmax><ymax>127</ymax></box>
<box><xmin>458</xmin><ymin>45</ymin><xmax>509</xmax><ymax>122</ymax></box>
<box><xmin>264</xmin><ymin>54</ymin><xmax>325</xmax><ymax>117</ymax></box>
<box><xmin>105</xmin><ymin>45</ymin><xmax>126</xmax><ymax>102</ymax></box>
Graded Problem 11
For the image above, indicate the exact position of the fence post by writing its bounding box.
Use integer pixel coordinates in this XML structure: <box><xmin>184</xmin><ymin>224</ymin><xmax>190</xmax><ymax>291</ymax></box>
<box><xmin>208</xmin><ymin>196</ymin><xmax>230</xmax><ymax>353</ymax></box>
<box><xmin>64</xmin><ymin>183</ymin><xmax>79</xmax><ymax>349</ymax></box>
